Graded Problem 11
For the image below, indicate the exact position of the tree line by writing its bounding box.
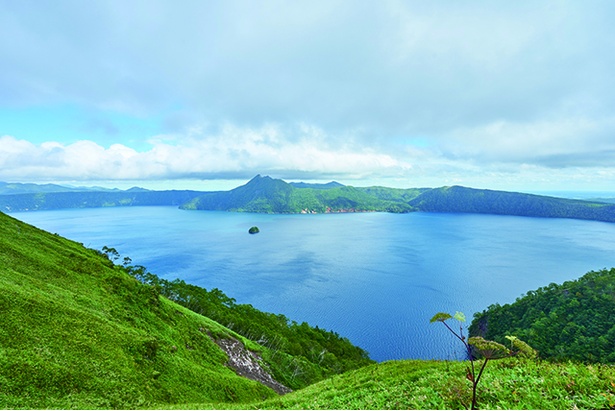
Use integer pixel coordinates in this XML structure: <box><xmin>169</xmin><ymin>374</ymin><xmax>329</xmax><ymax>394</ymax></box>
<box><xmin>100</xmin><ymin>246</ymin><xmax>373</xmax><ymax>389</ymax></box>
<box><xmin>470</xmin><ymin>267</ymin><xmax>615</xmax><ymax>363</ymax></box>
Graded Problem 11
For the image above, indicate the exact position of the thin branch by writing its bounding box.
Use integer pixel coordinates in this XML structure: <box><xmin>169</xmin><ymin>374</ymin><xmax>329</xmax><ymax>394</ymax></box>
<box><xmin>441</xmin><ymin>320</ymin><xmax>467</xmax><ymax>345</ymax></box>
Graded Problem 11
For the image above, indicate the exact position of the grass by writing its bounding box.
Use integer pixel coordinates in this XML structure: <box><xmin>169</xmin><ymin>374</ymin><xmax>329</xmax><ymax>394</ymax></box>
<box><xmin>167</xmin><ymin>358</ymin><xmax>615</xmax><ymax>410</ymax></box>
<box><xmin>3</xmin><ymin>209</ymin><xmax>615</xmax><ymax>409</ymax></box>
<box><xmin>0</xmin><ymin>212</ymin><xmax>276</xmax><ymax>409</ymax></box>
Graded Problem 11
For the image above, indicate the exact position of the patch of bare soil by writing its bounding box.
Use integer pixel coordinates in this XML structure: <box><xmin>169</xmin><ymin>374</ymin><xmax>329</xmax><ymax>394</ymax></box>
<box><xmin>214</xmin><ymin>337</ymin><xmax>292</xmax><ymax>395</ymax></box>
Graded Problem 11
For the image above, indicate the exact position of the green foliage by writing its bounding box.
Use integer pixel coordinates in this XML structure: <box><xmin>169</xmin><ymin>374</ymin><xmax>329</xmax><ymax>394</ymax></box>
<box><xmin>470</xmin><ymin>267</ymin><xmax>615</xmax><ymax>363</ymax></box>
<box><xmin>409</xmin><ymin>185</ymin><xmax>615</xmax><ymax>222</ymax></box>
<box><xmin>4</xmin><ymin>176</ymin><xmax>614</xmax><ymax>224</ymax></box>
<box><xmin>431</xmin><ymin>311</ymin><xmax>534</xmax><ymax>409</ymax></box>
<box><xmin>430</xmin><ymin>312</ymin><xmax>453</xmax><ymax>323</ymax></box>
<box><xmin>468</xmin><ymin>337</ymin><xmax>510</xmax><ymax>360</ymax></box>
<box><xmin>454</xmin><ymin>311</ymin><xmax>466</xmax><ymax>322</ymax></box>
<box><xmin>248</xmin><ymin>226</ymin><xmax>260</xmax><ymax>234</ymax></box>
<box><xmin>122</xmin><ymin>261</ymin><xmax>374</xmax><ymax>390</ymax></box>
<box><xmin>0</xmin><ymin>211</ymin><xmax>279</xmax><ymax>409</ymax></box>
<box><xmin>182</xmin><ymin>175</ymin><xmax>418</xmax><ymax>214</ymax></box>
<box><xmin>505</xmin><ymin>336</ymin><xmax>538</xmax><ymax>359</ymax></box>
<box><xmin>171</xmin><ymin>359</ymin><xmax>615</xmax><ymax>410</ymax></box>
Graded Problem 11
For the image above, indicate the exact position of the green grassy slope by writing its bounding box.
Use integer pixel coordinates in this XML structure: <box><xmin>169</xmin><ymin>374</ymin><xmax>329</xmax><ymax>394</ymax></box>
<box><xmin>0</xmin><ymin>211</ymin><xmax>279</xmax><ymax>409</ymax></box>
<box><xmin>171</xmin><ymin>359</ymin><xmax>615</xmax><ymax>410</ymax></box>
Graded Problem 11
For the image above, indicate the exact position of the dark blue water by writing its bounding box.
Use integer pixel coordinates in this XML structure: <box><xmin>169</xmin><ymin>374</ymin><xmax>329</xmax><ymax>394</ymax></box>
<box><xmin>11</xmin><ymin>207</ymin><xmax>615</xmax><ymax>362</ymax></box>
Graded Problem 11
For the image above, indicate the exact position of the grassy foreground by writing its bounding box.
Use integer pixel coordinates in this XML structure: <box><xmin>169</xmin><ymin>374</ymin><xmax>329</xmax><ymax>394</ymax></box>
<box><xmin>169</xmin><ymin>359</ymin><xmax>615</xmax><ymax>410</ymax></box>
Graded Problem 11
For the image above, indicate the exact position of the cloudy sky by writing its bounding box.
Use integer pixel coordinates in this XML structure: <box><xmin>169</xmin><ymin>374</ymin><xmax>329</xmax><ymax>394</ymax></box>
<box><xmin>1</xmin><ymin>0</ymin><xmax>615</xmax><ymax>192</ymax></box>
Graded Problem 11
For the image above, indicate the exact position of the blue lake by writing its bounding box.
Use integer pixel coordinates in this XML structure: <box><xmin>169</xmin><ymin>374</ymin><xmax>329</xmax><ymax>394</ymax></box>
<box><xmin>11</xmin><ymin>207</ymin><xmax>615</xmax><ymax>362</ymax></box>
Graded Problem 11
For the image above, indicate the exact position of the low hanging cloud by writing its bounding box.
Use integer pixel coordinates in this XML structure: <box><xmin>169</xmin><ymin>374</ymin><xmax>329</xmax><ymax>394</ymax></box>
<box><xmin>0</xmin><ymin>124</ymin><xmax>413</xmax><ymax>182</ymax></box>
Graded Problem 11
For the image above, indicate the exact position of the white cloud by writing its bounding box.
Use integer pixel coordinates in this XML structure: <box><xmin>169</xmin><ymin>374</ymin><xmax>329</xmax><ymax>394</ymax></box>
<box><xmin>3</xmin><ymin>1</ymin><xmax>613</xmax><ymax>135</ymax></box>
<box><xmin>2</xmin><ymin>1</ymin><xmax>615</xmax><ymax>192</ymax></box>
<box><xmin>439</xmin><ymin>115</ymin><xmax>615</xmax><ymax>167</ymax></box>
<box><xmin>3</xmin><ymin>126</ymin><xmax>615</xmax><ymax>192</ymax></box>
<box><xmin>0</xmin><ymin>125</ymin><xmax>413</xmax><ymax>182</ymax></box>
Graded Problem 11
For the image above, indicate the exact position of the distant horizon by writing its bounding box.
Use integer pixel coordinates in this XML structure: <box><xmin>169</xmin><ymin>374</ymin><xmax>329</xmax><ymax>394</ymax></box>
<box><xmin>2</xmin><ymin>2</ymin><xmax>615</xmax><ymax>194</ymax></box>
<box><xmin>3</xmin><ymin>175</ymin><xmax>615</xmax><ymax>200</ymax></box>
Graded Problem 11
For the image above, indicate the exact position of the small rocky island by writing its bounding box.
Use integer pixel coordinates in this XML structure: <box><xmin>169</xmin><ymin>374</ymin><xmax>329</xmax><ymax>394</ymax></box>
<box><xmin>248</xmin><ymin>226</ymin><xmax>260</xmax><ymax>234</ymax></box>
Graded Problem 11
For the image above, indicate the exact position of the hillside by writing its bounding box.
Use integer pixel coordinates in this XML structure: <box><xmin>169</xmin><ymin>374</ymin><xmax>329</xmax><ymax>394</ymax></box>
<box><xmin>3</xmin><ymin>176</ymin><xmax>615</xmax><ymax>224</ymax></box>
<box><xmin>245</xmin><ymin>359</ymin><xmax>615</xmax><ymax>410</ymax></box>
<box><xmin>180</xmin><ymin>175</ymin><xmax>416</xmax><ymax>213</ymax></box>
<box><xmin>183</xmin><ymin>176</ymin><xmax>615</xmax><ymax>222</ymax></box>
<box><xmin>0</xmin><ymin>211</ymin><xmax>369</xmax><ymax>408</ymax></box>
<box><xmin>469</xmin><ymin>267</ymin><xmax>615</xmax><ymax>363</ymax></box>
<box><xmin>409</xmin><ymin>185</ymin><xmax>615</xmax><ymax>222</ymax></box>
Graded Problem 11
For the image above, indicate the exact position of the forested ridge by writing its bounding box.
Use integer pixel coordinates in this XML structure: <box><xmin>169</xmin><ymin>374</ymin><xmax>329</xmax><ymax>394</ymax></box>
<box><xmin>4</xmin><ymin>175</ymin><xmax>615</xmax><ymax>224</ymax></box>
<box><xmin>180</xmin><ymin>175</ymin><xmax>417</xmax><ymax>213</ymax></box>
<box><xmin>470</xmin><ymin>267</ymin><xmax>615</xmax><ymax>363</ymax></box>
<box><xmin>410</xmin><ymin>185</ymin><xmax>615</xmax><ymax>222</ymax></box>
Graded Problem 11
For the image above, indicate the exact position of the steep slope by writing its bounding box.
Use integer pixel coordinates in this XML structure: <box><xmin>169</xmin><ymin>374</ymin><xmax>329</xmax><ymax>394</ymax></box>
<box><xmin>0</xmin><ymin>211</ymin><xmax>282</xmax><ymax>408</ymax></box>
<box><xmin>182</xmin><ymin>175</ymin><xmax>295</xmax><ymax>213</ymax></box>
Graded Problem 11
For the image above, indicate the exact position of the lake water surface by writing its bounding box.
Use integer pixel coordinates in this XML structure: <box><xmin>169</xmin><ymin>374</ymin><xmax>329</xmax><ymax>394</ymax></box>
<box><xmin>11</xmin><ymin>207</ymin><xmax>615</xmax><ymax>362</ymax></box>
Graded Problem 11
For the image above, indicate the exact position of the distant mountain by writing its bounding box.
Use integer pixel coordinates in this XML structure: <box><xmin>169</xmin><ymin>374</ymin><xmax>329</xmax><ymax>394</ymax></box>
<box><xmin>0</xmin><ymin>181</ymin><xmax>86</xmax><ymax>195</ymax></box>
<box><xmin>3</xmin><ymin>175</ymin><xmax>615</xmax><ymax>224</ymax></box>
<box><xmin>182</xmin><ymin>176</ymin><xmax>615</xmax><ymax>222</ymax></box>
<box><xmin>0</xmin><ymin>181</ymin><xmax>149</xmax><ymax>195</ymax></box>
<box><xmin>588</xmin><ymin>197</ymin><xmax>615</xmax><ymax>204</ymax></box>
<box><xmin>180</xmin><ymin>175</ymin><xmax>416</xmax><ymax>213</ymax></box>
<box><xmin>0</xmin><ymin>190</ymin><xmax>208</xmax><ymax>212</ymax></box>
